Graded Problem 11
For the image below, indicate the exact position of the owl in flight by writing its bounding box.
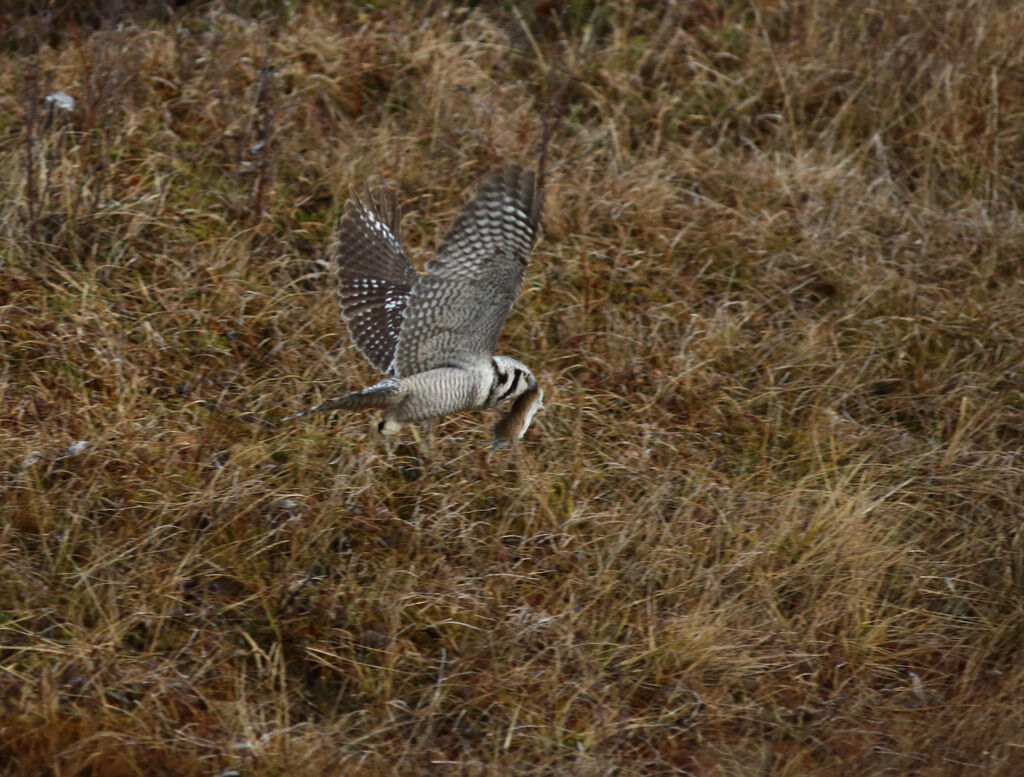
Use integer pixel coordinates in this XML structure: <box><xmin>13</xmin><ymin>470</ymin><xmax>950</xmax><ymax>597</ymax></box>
<box><xmin>286</xmin><ymin>165</ymin><xmax>544</xmax><ymax>452</ymax></box>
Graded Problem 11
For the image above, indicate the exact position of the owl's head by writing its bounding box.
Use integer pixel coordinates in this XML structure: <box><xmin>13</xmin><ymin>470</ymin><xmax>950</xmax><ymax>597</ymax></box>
<box><xmin>487</xmin><ymin>356</ymin><xmax>534</xmax><ymax>403</ymax></box>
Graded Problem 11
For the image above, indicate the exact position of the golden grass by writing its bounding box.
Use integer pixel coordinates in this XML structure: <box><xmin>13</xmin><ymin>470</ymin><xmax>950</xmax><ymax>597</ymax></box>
<box><xmin>2</xmin><ymin>1</ymin><xmax>1024</xmax><ymax>774</ymax></box>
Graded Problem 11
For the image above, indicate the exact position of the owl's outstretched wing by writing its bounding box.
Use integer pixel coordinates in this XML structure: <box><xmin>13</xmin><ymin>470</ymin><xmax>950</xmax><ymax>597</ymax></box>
<box><xmin>334</xmin><ymin>187</ymin><xmax>420</xmax><ymax>376</ymax></box>
<box><xmin>394</xmin><ymin>165</ymin><xmax>543</xmax><ymax>378</ymax></box>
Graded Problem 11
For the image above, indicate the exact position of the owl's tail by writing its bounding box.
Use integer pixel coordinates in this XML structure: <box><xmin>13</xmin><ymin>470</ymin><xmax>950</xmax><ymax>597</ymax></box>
<box><xmin>283</xmin><ymin>380</ymin><xmax>400</xmax><ymax>421</ymax></box>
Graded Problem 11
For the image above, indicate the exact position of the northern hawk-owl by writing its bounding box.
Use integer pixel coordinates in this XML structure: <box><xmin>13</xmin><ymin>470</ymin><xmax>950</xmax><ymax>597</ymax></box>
<box><xmin>286</xmin><ymin>165</ymin><xmax>544</xmax><ymax>451</ymax></box>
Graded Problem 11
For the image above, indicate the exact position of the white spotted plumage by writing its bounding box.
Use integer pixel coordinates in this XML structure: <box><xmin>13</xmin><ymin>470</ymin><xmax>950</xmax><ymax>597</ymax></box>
<box><xmin>286</xmin><ymin>165</ymin><xmax>544</xmax><ymax>449</ymax></box>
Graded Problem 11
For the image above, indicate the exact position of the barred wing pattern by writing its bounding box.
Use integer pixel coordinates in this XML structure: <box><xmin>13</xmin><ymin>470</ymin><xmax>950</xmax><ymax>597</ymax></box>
<box><xmin>333</xmin><ymin>188</ymin><xmax>420</xmax><ymax>376</ymax></box>
<box><xmin>394</xmin><ymin>166</ymin><xmax>543</xmax><ymax>377</ymax></box>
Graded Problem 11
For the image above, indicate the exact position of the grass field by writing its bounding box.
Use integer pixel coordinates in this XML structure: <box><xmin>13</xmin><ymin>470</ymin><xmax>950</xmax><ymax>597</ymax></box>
<box><xmin>2</xmin><ymin>1</ymin><xmax>1024</xmax><ymax>774</ymax></box>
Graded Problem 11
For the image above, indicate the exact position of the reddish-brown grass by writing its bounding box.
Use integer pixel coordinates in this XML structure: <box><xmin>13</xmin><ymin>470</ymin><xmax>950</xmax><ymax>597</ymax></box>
<box><xmin>2</xmin><ymin>1</ymin><xmax>1024</xmax><ymax>775</ymax></box>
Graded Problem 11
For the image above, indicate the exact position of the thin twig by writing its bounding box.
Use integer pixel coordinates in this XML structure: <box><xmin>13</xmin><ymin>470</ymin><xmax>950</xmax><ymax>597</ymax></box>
<box><xmin>252</xmin><ymin>34</ymin><xmax>276</xmax><ymax>224</ymax></box>
<box><xmin>22</xmin><ymin>66</ymin><xmax>40</xmax><ymax>229</ymax></box>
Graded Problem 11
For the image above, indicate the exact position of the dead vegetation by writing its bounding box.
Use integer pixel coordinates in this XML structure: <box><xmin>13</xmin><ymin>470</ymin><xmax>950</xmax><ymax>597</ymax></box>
<box><xmin>2</xmin><ymin>1</ymin><xmax>1024</xmax><ymax>775</ymax></box>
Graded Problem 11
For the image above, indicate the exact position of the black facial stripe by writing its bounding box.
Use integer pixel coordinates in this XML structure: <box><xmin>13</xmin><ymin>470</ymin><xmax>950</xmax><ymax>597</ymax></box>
<box><xmin>497</xmin><ymin>370</ymin><xmax>522</xmax><ymax>403</ymax></box>
<box><xmin>487</xmin><ymin>358</ymin><xmax>507</xmax><ymax>406</ymax></box>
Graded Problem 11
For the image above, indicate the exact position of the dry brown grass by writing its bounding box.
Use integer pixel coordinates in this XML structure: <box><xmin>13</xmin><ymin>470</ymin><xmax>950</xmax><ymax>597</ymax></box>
<box><xmin>2</xmin><ymin>1</ymin><xmax>1024</xmax><ymax>775</ymax></box>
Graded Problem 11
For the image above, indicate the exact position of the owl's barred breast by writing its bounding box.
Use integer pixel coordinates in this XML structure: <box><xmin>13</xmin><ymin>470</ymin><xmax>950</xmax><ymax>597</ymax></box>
<box><xmin>382</xmin><ymin>366</ymin><xmax>494</xmax><ymax>427</ymax></box>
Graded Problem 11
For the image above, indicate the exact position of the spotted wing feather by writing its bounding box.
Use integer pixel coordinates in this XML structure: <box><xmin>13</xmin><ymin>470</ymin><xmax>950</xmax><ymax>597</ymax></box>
<box><xmin>334</xmin><ymin>188</ymin><xmax>420</xmax><ymax>376</ymax></box>
<box><xmin>394</xmin><ymin>165</ymin><xmax>542</xmax><ymax>377</ymax></box>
